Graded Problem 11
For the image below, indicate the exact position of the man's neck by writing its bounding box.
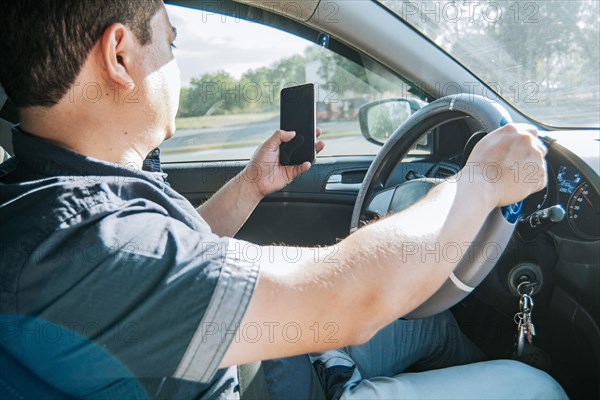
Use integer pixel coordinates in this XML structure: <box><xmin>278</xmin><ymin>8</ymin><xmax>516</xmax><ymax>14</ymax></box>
<box><xmin>18</xmin><ymin>106</ymin><xmax>159</xmax><ymax>170</ymax></box>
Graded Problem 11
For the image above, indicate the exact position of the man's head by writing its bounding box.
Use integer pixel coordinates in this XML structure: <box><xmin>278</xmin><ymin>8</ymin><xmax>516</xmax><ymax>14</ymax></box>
<box><xmin>0</xmin><ymin>0</ymin><xmax>181</xmax><ymax>165</ymax></box>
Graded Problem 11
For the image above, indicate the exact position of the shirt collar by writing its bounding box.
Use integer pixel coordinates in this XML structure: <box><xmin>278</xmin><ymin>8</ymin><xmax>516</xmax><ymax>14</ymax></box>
<box><xmin>12</xmin><ymin>126</ymin><xmax>167</xmax><ymax>183</ymax></box>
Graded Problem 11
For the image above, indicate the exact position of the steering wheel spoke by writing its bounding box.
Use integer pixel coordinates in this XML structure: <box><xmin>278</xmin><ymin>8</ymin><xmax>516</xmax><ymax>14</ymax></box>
<box><xmin>365</xmin><ymin>188</ymin><xmax>395</xmax><ymax>218</ymax></box>
<box><xmin>365</xmin><ymin>178</ymin><xmax>443</xmax><ymax>219</ymax></box>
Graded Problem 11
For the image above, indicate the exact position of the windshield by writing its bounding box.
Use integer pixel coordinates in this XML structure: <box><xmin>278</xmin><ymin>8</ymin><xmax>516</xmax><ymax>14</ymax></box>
<box><xmin>378</xmin><ymin>0</ymin><xmax>600</xmax><ymax>128</ymax></box>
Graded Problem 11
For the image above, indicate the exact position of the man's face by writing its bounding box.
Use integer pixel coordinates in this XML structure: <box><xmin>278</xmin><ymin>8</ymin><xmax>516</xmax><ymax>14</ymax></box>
<box><xmin>136</xmin><ymin>6</ymin><xmax>181</xmax><ymax>141</ymax></box>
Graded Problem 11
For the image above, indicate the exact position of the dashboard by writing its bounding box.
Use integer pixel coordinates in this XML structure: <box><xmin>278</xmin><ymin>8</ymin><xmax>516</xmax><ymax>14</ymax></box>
<box><xmin>523</xmin><ymin>143</ymin><xmax>600</xmax><ymax>242</ymax></box>
<box><xmin>554</xmin><ymin>164</ymin><xmax>599</xmax><ymax>240</ymax></box>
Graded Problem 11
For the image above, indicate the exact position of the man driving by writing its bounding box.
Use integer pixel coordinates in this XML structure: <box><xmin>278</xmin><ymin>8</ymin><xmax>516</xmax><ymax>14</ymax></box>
<box><xmin>0</xmin><ymin>1</ymin><xmax>567</xmax><ymax>399</ymax></box>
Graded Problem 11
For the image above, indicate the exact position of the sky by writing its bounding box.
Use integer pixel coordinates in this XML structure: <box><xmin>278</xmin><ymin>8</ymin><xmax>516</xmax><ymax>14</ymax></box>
<box><xmin>165</xmin><ymin>4</ymin><xmax>311</xmax><ymax>86</ymax></box>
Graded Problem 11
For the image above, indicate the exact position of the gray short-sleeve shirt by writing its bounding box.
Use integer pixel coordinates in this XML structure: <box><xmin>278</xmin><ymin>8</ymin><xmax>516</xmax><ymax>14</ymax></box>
<box><xmin>0</xmin><ymin>128</ymin><xmax>260</xmax><ymax>399</ymax></box>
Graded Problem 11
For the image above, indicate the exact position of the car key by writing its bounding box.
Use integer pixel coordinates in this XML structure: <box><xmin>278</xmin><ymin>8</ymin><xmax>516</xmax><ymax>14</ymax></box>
<box><xmin>514</xmin><ymin>282</ymin><xmax>537</xmax><ymax>355</ymax></box>
<box><xmin>516</xmin><ymin>314</ymin><xmax>526</xmax><ymax>356</ymax></box>
<box><xmin>526</xmin><ymin>318</ymin><xmax>536</xmax><ymax>344</ymax></box>
<box><xmin>520</xmin><ymin>292</ymin><xmax>536</xmax><ymax>345</ymax></box>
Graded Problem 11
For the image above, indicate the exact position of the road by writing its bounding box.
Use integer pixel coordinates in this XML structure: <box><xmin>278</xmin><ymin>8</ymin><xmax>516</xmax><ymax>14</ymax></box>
<box><xmin>161</xmin><ymin>119</ymin><xmax>381</xmax><ymax>162</ymax></box>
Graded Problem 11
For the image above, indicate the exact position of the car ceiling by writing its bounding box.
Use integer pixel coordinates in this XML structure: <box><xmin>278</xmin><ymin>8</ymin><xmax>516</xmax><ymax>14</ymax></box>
<box><xmin>235</xmin><ymin>0</ymin><xmax>321</xmax><ymax>22</ymax></box>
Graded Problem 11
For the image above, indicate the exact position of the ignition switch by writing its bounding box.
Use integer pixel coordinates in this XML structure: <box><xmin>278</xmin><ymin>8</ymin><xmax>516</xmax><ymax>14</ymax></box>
<box><xmin>508</xmin><ymin>263</ymin><xmax>543</xmax><ymax>296</ymax></box>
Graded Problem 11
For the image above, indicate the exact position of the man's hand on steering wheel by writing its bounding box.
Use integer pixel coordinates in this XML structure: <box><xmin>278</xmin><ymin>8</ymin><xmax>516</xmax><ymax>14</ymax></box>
<box><xmin>465</xmin><ymin>123</ymin><xmax>548</xmax><ymax>208</ymax></box>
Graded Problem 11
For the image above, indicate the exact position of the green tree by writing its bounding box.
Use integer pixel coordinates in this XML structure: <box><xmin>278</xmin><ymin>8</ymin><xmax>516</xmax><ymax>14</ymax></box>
<box><xmin>178</xmin><ymin>71</ymin><xmax>239</xmax><ymax>117</ymax></box>
<box><xmin>239</xmin><ymin>54</ymin><xmax>307</xmax><ymax>112</ymax></box>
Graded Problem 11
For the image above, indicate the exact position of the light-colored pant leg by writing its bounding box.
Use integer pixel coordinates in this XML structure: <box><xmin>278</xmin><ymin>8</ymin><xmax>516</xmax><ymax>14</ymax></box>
<box><xmin>312</xmin><ymin>312</ymin><xmax>567</xmax><ymax>399</ymax></box>
<box><xmin>342</xmin><ymin>359</ymin><xmax>568</xmax><ymax>400</ymax></box>
<box><xmin>343</xmin><ymin>311</ymin><xmax>485</xmax><ymax>379</ymax></box>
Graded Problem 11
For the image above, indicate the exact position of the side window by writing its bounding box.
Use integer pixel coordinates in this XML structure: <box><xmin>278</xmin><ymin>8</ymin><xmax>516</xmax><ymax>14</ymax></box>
<box><xmin>162</xmin><ymin>4</ymin><xmax>426</xmax><ymax>163</ymax></box>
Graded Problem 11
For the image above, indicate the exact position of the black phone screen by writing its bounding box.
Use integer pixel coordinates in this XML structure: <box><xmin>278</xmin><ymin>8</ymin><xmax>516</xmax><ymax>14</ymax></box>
<box><xmin>279</xmin><ymin>83</ymin><xmax>316</xmax><ymax>166</ymax></box>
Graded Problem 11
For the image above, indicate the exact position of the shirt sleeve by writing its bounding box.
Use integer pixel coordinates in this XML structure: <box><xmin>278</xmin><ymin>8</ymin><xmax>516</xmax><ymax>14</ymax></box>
<box><xmin>173</xmin><ymin>235</ymin><xmax>261</xmax><ymax>382</ymax></box>
<box><xmin>20</xmin><ymin>206</ymin><xmax>260</xmax><ymax>384</ymax></box>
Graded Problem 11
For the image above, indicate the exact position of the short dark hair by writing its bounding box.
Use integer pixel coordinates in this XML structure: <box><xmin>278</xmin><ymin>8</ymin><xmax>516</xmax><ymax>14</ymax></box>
<box><xmin>0</xmin><ymin>0</ymin><xmax>163</xmax><ymax>108</ymax></box>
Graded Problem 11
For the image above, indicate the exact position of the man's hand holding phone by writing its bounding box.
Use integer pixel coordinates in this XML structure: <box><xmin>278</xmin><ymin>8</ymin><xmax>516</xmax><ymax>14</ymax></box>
<box><xmin>245</xmin><ymin>128</ymin><xmax>324</xmax><ymax>199</ymax></box>
<box><xmin>242</xmin><ymin>83</ymin><xmax>324</xmax><ymax>199</ymax></box>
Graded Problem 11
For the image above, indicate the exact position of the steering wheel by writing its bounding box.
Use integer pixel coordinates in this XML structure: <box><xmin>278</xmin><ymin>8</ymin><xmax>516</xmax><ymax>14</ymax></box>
<box><xmin>350</xmin><ymin>94</ymin><xmax>523</xmax><ymax>319</ymax></box>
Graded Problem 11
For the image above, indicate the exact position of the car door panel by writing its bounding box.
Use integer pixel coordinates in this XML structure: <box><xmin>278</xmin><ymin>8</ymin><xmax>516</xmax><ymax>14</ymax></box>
<box><xmin>163</xmin><ymin>156</ymin><xmax>374</xmax><ymax>245</ymax></box>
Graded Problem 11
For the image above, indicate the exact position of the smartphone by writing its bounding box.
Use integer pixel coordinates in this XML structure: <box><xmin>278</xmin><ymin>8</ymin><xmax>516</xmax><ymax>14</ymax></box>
<box><xmin>279</xmin><ymin>83</ymin><xmax>316</xmax><ymax>166</ymax></box>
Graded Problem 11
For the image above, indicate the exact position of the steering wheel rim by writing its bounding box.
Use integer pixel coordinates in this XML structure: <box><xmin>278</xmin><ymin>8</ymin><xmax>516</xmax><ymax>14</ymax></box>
<box><xmin>350</xmin><ymin>94</ymin><xmax>521</xmax><ymax>319</ymax></box>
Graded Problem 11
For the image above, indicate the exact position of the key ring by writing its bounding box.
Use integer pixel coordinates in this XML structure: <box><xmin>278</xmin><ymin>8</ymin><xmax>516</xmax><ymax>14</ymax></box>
<box><xmin>514</xmin><ymin>312</ymin><xmax>525</xmax><ymax>325</ymax></box>
<box><xmin>517</xmin><ymin>281</ymin><xmax>536</xmax><ymax>296</ymax></box>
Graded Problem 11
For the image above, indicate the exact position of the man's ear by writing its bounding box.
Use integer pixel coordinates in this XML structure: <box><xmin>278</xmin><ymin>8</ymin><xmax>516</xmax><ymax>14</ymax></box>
<box><xmin>100</xmin><ymin>23</ymin><xmax>137</xmax><ymax>89</ymax></box>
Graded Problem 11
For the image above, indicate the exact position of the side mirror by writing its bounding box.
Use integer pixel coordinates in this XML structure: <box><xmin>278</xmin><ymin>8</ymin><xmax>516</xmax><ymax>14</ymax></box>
<box><xmin>358</xmin><ymin>98</ymin><xmax>425</xmax><ymax>145</ymax></box>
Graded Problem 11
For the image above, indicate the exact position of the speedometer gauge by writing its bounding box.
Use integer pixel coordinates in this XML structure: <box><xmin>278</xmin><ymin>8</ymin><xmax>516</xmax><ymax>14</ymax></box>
<box><xmin>567</xmin><ymin>182</ymin><xmax>600</xmax><ymax>240</ymax></box>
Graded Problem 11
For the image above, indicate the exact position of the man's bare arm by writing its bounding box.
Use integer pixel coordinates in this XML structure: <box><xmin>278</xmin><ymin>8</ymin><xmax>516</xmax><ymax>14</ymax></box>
<box><xmin>220</xmin><ymin>123</ymin><xmax>547</xmax><ymax>367</ymax></box>
<box><xmin>197</xmin><ymin>171</ymin><xmax>263</xmax><ymax>237</ymax></box>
